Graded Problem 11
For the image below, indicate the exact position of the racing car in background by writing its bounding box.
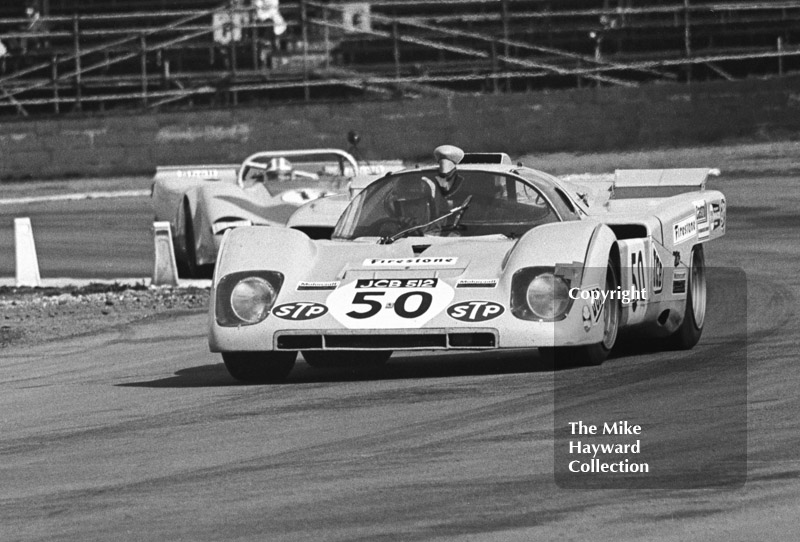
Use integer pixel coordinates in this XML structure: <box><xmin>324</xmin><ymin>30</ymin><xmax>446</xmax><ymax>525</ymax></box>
<box><xmin>208</xmin><ymin>145</ymin><xmax>726</xmax><ymax>382</ymax></box>
<box><xmin>152</xmin><ymin>147</ymin><xmax>402</xmax><ymax>277</ymax></box>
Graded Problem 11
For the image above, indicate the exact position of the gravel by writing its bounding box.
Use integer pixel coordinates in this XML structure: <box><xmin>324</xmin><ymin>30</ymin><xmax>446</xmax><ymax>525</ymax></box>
<box><xmin>0</xmin><ymin>283</ymin><xmax>209</xmax><ymax>349</ymax></box>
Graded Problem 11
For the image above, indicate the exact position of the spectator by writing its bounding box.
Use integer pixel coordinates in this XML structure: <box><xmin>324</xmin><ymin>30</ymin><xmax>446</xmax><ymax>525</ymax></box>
<box><xmin>251</xmin><ymin>0</ymin><xmax>288</xmax><ymax>68</ymax></box>
<box><xmin>253</xmin><ymin>0</ymin><xmax>287</xmax><ymax>37</ymax></box>
<box><xmin>22</xmin><ymin>0</ymin><xmax>47</xmax><ymax>54</ymax></box>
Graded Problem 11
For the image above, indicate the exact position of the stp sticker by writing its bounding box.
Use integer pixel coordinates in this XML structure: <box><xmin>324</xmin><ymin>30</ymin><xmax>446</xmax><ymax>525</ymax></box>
<box><xmin>447</xmin><ymin>301</ymin><xmax>505</xmax><ymax>322</ymax></box>
<box><xmin>673</xmin><ymin>215</ymin><xmax>697</xmax><ymax>244</ymax></box>
<box><xmin>694</xmin><ymin>200</ymin><xmax>709</xmax><ymax>239</ymax></box>
<box><xmin>326</xmin><ymin>278</ymin><xmax>455</xmax><ymax>329</ymax></box>
<box><xmin>272</xmin><ymin>302</ymin><xmax>328</xmax><ymax>320</ymax></box>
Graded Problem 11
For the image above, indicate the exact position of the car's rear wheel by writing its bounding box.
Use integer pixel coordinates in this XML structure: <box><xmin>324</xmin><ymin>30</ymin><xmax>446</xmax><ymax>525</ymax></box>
<box><xmin>302</xmin><ymin>350</ymin><xmax>392</xmax><ymax>368</ymax></box>
<box><xmin>181</xmin><ymin>199</ymin><xmax>200</xmax><ymax>278</ymax></box>
<box><xmin>181</xmin><ymin>199</ymin><xmax>213</xmax><ymax>279</ymax></box>
<box><xmin>539</xmin><ymin>261</ymin><xmax>620</xmax><ymax>367</ymax></box>
<box><xmin>222</xmin><ymin>351</ymin><xmax>297</xmax><ymax>382</ymax></box>
<box><xmin>666</xmin><ymin>244</ymin><xmax>706</xmax><ymax>350</ymax></box>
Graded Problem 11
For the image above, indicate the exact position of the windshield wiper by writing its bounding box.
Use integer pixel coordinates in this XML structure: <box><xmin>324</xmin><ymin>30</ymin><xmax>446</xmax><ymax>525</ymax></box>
<box><xmin>379</xmin><ymin>195</ymin><xmax>472</xmax><ymax>245</ymax></box>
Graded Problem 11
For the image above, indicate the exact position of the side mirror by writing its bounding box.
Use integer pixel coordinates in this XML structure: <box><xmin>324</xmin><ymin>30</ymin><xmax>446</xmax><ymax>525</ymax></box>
<box><xmin>347</xmin><ymin>130</ymin><xmax>361</xmax><ymax>146</ymax></box>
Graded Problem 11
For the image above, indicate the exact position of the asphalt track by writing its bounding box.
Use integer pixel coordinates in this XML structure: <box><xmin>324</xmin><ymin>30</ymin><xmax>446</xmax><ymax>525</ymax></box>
<box><xmin>0</xmin><ymin>196</ymin><xmax>153</xmax><ymax>278</ymax></box>
<box><xmin>2</xmin><ymin>174</ymin><xmax>800</xmax><ymax>541</ymax></box>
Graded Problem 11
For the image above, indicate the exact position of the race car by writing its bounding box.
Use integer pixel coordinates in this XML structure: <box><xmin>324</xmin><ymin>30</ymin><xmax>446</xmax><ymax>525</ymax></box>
<box><xmin>152</xmin><ymin>148</ymin><xmax>402</xmax><ymax>277</ymax></box>
<box><xmin>208</xmin><ymin>145</ymin><xmax>726</xmax><ymax>382</ymax></box>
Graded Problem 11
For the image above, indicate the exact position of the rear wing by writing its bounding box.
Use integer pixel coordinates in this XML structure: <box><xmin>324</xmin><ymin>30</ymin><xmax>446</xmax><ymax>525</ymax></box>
<box><xmin>613</xmin><ymin>168</ymin><xmax>720</xmax><ymax>199</ymax></box>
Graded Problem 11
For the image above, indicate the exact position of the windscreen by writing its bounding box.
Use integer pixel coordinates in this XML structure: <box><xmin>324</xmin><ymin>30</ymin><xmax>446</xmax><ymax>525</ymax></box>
<box><xmin>333</xmin><ymin>170</ymin><xmax>559</xmax><ymax>240</ymax></box>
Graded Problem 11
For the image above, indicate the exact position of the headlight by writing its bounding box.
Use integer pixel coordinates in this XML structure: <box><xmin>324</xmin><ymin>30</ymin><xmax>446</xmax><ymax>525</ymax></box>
<box><xmin>511</xmin><ymin>267</ymin><xmax>574</xmax><ymax>321</ymax></box>
<box><xmin>526</xmin><ymin>273</ymin><xmax>570</xmax><ymax>320</ymax></box>
<box><xmin>230</xmin><ymin>277</ymin><xmax>276</xmax><ymax>324</ymax></box>
<box><xmin>215</xmin><ymin>271</ymin><xmax>284</xmax><ymax>326</ymax></box>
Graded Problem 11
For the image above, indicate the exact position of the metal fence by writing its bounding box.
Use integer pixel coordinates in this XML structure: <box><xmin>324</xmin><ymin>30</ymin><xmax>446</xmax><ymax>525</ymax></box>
<box><xmin>1</xmin><ymin>0</ymin><xmax>799</xmax><ymax>116</ymax></box>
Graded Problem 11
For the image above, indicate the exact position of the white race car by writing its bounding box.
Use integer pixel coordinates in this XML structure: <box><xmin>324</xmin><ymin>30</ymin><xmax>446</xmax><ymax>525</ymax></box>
<box><xmin>208</xmin><ymin>145</ymin><xmax>726</xmax><ymax>382</ymax></box>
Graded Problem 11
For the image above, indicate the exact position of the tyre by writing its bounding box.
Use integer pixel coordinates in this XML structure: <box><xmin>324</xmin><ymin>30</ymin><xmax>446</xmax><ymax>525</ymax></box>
<box><xmin>539</xmin><ymin>261</ymin><xmax>620</xmax><ymax>367</ymax></box>
<box><xmin>666</xmin><ymin>244</ymin><xmax>706</xmax><ymax>350</ymax></box>
<box><xmin>302</xmin><ymin>350</ymin><xmax>392</xmax><ymax>368</ymax></box>
<box><xmin>182</xmin><ymin>199</ymin><xmax>200</xmax><ymax>279</ymax></box>
<box><xmin>222</xmin><ymin>351</ymin><xmax>297</xmax><ymax>383</ymax></box>
<box><xmin>181</xmin><ymin>199</ymin><xmax>213</xmax><ymax>279</ymax></box>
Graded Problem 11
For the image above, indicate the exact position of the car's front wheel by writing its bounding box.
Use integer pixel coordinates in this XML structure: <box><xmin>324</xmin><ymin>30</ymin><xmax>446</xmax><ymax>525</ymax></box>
<box><xmin>222</xmin><ymin>351</ymin><xmax>297</xmax><ymax>383</ymax></box>
<box><xmin>302</xmin><ymin>350</ymin><xmax>392</xmax><ymax>368</ymax></box>
<box><xmin>539</xmin><ymin>262</ymin><xmax>620</xmax><ymax>367</ymax></box>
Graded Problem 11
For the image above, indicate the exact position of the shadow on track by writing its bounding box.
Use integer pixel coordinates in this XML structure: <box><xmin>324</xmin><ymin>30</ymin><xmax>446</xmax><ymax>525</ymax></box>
<box><xmin>119</xmin><ymin>350</ymin><xmax>561</xmax><ymax>388</ymax></box>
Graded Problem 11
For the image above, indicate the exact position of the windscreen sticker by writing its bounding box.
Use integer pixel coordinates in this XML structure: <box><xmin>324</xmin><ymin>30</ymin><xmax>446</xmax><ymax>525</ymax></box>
<box><xmin>326</xmin><ymin>278</ymin><xmax>454</xmax><ymax>329</ymax></box>
<box><xmin>363</xmin><ymin>257</ymin><xmax>458</xmax><ymax>267</ymax></box>
<box><xmin>456</xmin><ymin>279</ymin><xmax>498</xmax><ymax>288</ymax></box>
<box><xmin>297</xmin><ymin>281</ymin><xmax>339</xmax><ymax>291</ymax></box>
<box><xmin>673</xmin><ymin>215</ymin><xmax>697</xmax><ymax>244</ymax></box>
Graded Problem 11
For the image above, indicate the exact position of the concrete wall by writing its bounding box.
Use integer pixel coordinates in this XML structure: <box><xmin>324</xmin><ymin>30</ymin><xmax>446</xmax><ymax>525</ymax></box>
<box><xmin>2</xmin><ymin>75</ymin><xmax>800</xmax><ymax>179</ymax></box>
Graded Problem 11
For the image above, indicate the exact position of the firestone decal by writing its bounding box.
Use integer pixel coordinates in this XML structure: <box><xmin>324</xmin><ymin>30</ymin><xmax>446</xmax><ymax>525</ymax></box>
<box><xmin>673</xmin><ymin>215</ymin><xmax>697</xmax><ymax>244</ymax></box>
<box><xmin>363</xmin><ymin>257</ymin><xmax>458</xmax><ymax>267</ymax></box>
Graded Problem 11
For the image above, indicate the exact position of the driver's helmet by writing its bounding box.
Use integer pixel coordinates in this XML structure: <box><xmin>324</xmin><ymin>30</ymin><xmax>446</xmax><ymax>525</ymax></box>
<box><xmin>266</xmin><ymin>157</ymin><xmax>293</xmax><ymax>180</ymax></box>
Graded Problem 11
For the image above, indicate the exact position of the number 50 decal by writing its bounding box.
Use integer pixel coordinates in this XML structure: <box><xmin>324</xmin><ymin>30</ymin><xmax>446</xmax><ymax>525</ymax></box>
<box><xmin>624</xmin><ymin>239</ymin><xmax>650</xmax><ymax>326</ymax></box>
<box><xmin>328</xmin><ymin>281</ymin><xmax>454</xmax><ymax>329</ymax></box>
<box><xmin>347</xmin><ymin>291</ymin><xmax>433</xmax><ymax>320</ymax></box>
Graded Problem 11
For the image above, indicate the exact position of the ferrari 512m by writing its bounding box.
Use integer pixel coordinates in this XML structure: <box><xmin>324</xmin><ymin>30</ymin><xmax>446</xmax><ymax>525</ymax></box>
<box><xmin>152</xmin><ymin>147</ymin><xmax>401</xmax><ymax>277</ymax></box>
<box><xmin>208</xmin><ymin>145</ymin><xmax>726</xmax><ymax>382</ymax></box>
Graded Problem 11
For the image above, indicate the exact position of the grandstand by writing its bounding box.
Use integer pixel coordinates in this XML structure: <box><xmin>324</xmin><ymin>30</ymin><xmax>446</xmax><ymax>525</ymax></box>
<box><xmin>1</xmin><ymin>0</ymin><xmax>799</xmax><ymax>116</ymax></box>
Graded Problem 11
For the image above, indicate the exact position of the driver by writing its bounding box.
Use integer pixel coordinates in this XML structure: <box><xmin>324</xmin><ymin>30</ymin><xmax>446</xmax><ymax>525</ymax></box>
<box><xmin>420</xmin><ymin>145</ymin><xmax>473</xmax><ymax>224</ymax></box>
<box><xmin>429</xmin><ymin>145</ymin><xmax>466</xmax><ymax>210</ymax></box>
<box><xmin>265</xmin><ymin>157</ymin><xmax>294</xmax><ymax>182</ymax></box>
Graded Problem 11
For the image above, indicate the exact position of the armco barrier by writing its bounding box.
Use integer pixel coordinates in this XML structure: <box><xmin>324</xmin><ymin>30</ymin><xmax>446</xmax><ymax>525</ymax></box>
<box><xmin>2</xmin><ymin>75</ymin><xmax>800</xmax><ymax>179</ymax></box>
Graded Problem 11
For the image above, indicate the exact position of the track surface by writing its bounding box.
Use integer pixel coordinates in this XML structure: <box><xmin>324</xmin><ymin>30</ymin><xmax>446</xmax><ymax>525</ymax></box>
<box><xmin>2</xmin><ymin>174</ymin><xmax>800</xmax><ymax>541</ymax></box>
<box><xmin>0</xmin><ymin>197</ymin><xmax>153</xmax><ymax>278</ymax></box>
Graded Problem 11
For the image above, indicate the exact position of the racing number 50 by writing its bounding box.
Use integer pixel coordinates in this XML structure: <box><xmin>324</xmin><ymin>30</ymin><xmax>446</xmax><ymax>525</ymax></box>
<box><xmin>346</xmin><ymin>291</ymin><xmax>433</xmax><ymax>319</ymax></box>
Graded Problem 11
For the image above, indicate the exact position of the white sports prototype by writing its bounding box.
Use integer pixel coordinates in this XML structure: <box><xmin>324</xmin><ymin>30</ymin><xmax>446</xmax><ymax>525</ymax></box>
<box><xmin>152</xmin><ymin>148</ymin><xmax>401</xmax><ymax>277</ymax></box>
<box><xmin>208</xmin><ymin>145</ymin><xmax>726</xmax><ymax>382</ymax></box>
